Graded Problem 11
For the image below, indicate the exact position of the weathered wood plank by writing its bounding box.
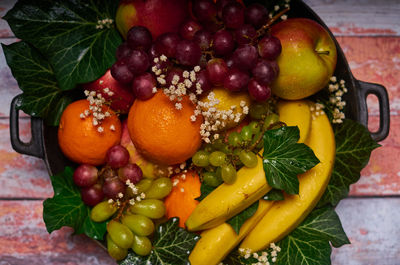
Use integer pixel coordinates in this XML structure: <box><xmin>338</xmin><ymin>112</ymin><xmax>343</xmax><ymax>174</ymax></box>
<box><xmin>305</xmin><ymin>0</ymin><xmax>400</xmax><ymax>36</ymax></box>
<box><xmin>332</xmin><ymin>198</ymin><xmax>400</xmax><ymax>265</ymax></box>
<box><xmin>0</xmin><ymin>200</ymin><xmax>115</xmax><ymax>265</ymax></box>
<box><xmin>336</xmin><ymin>36</ymin><xmax>400</xmax><ymax>116</ymax></box>
<box><xmin>0</xmin><ymin>119</ymin><xmax>52</xmax><ymax>198</ymax></box>
<box><xmin>0</xmin><ymin>199</ymin><xmax>398</xmax><ymax>264</ymax></box>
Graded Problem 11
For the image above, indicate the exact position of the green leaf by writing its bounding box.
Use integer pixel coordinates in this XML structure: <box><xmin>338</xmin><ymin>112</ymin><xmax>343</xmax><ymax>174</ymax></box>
<box><xmin>119</xmin><ymin>218</ymin><xmax>200</xmax><ymax>265</ymax></box>
<box><xmin>276</xmin><ymin>207</ymin><xmax>350</xmax><ymax>265</ymax></box>
<box><xmin>263</xmin><ymin>126</ymin><xmax>320</xmax><ymax>194</ymax></box>
<box><xmin>195</xmin><ymin>183</ymin><xmax>216</xmax><ymax>201</ymax></box>
<box><xmin>4</xmin><ymin>0</ymin><xmax>122</xmax><ymax>91</ymax></box>
<box><xmin>227</xmin><ymin>201</ymin><xmax>259</xmax><ymax>234</ymax></box>
<box><xmin>318</xmin><ymin>119</ymin><xmax>380</xmax><ymax>207</ymax></box>
<box><xmin>2</xmin><ymin>41</ymin><xmax>72</xmax><ymax>125</ymax></box>
<box><xmin>263</xmin><ymin>189</ymin><xmax>284</xmax><ymax>201</ymax></box>
<box><xmin>43</xmin><ymin>167</ymin><xmax>107</xmax><ymax>240</ymax></box>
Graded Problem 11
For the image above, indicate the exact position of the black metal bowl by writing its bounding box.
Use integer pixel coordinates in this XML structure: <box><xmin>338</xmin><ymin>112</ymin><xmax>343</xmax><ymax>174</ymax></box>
<box><xmin>9</xmin><ymin>0</ymin><xmax>390</xmax><ymax>176</ymax></box>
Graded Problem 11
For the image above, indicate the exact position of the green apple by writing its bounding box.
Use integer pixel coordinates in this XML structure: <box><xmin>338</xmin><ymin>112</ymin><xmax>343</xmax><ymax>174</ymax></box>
<box><xmin>270</xmin><ymin>18</ymin><xmax>337</xmax><ymax>100</ymax></box>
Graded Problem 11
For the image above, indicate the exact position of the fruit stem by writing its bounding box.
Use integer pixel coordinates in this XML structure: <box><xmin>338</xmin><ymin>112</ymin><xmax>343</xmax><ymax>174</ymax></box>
<box><xmin>115</xmin><ymin>200</ymin><xmax>129</xmax><ymax>221</ymax></box>
<box><xmin>316</xmin><ymin>50</ymin><xmax>330</xmax><ymax>55</ymax></box>
<box><xmin>260</xmin><ymin>7</ymin><xmax>291</xmax><ymax>33</ymax></box>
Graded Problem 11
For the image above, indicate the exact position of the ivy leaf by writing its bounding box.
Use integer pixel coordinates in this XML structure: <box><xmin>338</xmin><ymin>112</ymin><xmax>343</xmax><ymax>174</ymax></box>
<box><xmin>263</xmin><ymin>189</ymin><xmax>284</xmax><ymax>201</ymax></box>
<box><xmin>318</xmin><ymin>119</ymin><xmax>380</xmax><ymax>207</ymax></box>
<box><xmin>43</xmin><ymin>167</ymin><xmax>107</xmax><ymax>240</ymax></box>
<box><xmin>4</xmin><ymin>0</ymin><xmax>122</xmax><ymax>91</ymax></box>
<box><xmin>276</xmin><ymin>207</ymin><xmax>350</xmax><ymax>265</ymax></box>
<box><xmin>195</xmin><ymin>183</ymin><xmax>216</xmax><ymax>201</ymax></box>
<box><xmin>263</xmin><ymin>126</ymin><xmax>320</xmax><ymax>195</ymax></box>
<box><xmin>119</xmin><ymin>218</ymin><xmax>200</xmax><ymax>265</ymax></box>
<box><xmin>227</xmin><ymin>201</ymin><xmax>259</xmax><ymax>234</ymax></box>
<box><xmin>2</xmin><ymin>41</ymin><xmax>72</xmax><ymax>125</ymax></box>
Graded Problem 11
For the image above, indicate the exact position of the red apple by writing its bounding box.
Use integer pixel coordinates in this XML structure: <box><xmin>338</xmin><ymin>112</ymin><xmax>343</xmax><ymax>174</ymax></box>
<box><xmin>270</xmin><ymin>18</ymin><xmax>337</xmax><ymax>100</ymax></box>
<box><xmin>116</xmin><ymin>0</ymin><xmax>190</xmax><ymax>39</ymax></box>
<box><xmin>82</xmin><ymin>69</ymin><xmax>135</xmax><ymax>114</ymax></box>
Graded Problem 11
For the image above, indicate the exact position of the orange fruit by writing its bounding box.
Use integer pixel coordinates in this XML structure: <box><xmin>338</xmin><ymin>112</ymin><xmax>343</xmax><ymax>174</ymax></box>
<box><xmin>127</xmin><ymin>90</ymin><xmax>203</xmax><ymax>165</ymax></box>
<box><xmin>58</xmin><ymin>99</ymin><xmax>122</xmax><ymax>166</ymax></box>
<box><xmin>164</xmin><ymin>171</ymin><xmax>201</xmax><ymax>228</ymax></box>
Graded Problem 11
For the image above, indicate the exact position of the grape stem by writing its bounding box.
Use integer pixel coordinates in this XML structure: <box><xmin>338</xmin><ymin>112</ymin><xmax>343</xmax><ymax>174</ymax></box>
<box><xmin>115</xmin><ymin>200</ymin><xmax>129</xmax><ymax>221</ymax></box>
<box><xmin>258</xmin><ymin>7</ymin><xmax>291</xmax><ymax>37</ymax></box>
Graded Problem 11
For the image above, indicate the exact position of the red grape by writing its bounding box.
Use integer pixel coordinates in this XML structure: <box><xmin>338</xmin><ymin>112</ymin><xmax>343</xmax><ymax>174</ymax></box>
<box><xmin>252</xmin><ymin>59</ymin><xmax>279</xmax><ymax>85</ymax></box>
<box><xmin>81</xmin><ymin>184</ymin><xmax>104</xmax><ymax>206</ymax></box>
<box><xmin>166</xmin><ymin>68</ymin><xmax>184</xmax><ymax>85</ymax></box>
<box><xmin>216</xmin><ymin>0</ymin><xmax>235</xmax><ymax>18</ymax></box>
<box><xmin>106</xmin><ymin>145</ymin><xmax>130</xmax><ymax>168</ymax></box>
<box><xmin>223</xmin><ymin>68</ymin><xmax>250</xmax><ymax>92</ymax></box>
<box><xmin>232</xmin><ymin>44</ymin><xmax>258</xmax><ymax>72</ymax></box>
<box><xmin>155</xmin><ymin>32</ymin><xmax>180</xmax><ymax>58</ymax></box>
<box><xmin>192</xmin><ymin>0</ymin><xmax>217</xmax><ymax>22</ymax></box>
<box><xmin>248</xmin><ymin>78</ymin><xmax>271</xmax><ymax>101</ymax></box>
<box><xmin>180</xmin><ymin>19</ymin><xmax>202</xmax><ymax>40</ymax></box>
<box><xmin>111</xmin><ymin>59</ymin><xmax>134</xmax><ymax>84</ymax></box>
<box><xmin>222</xmin><ymin>2</ymin><xmax>245</xmax><ymax>29</ymax></box>
<box><xmin>176</xmin><ymin>40</ymin><xmax>202</xmax><ymax>66</ymax></box>
<box><xmin>148</xmin><ymin>43</ymin><xmax>159</xmax><ymax>60</ymax></box>
<box><xmin>207</xmin><ymin>58</ymin><xmax>229</xmax><ymax>85</ymax></box>
<box><xmin>245</xmin><ymin>3</ymin><xmax>269</xmax><ymax>29</ymax></box>
<box><xmin>127</xmin><ymin>50</ymin><xmax>150</xmax><ymax>74</ymax></box>
<box><xmin>118</xmin><ymin>163</ymin><xmax>143</xmax><ymax>184</ymax></box>
<box><xmin>73</xmin><ymin>164</ymin><xmax>98</xmax><ymax>187</ymax></box>
<box><xmin>103</xmin><ymin>177</ymin><xmax>126</xmax><ymax>200</ymax></box>
<box><xmin>127</xmin><ymin>26</ymin><xmax>153</xmax><ymax>51</ymax></box>
<box><xmin>193</xmin><ymin>69</ymin><xmax>212</xmax><ymax>94</ymax></box>
<box><xmin>116</xmin><ymin>42</ymin><xmax>132</xmax><ymax>61</ymax></box>
<box><xmin>132</xmin><ymin>73</ymin><xmax>156</xmax><ymax>100</ymax></box>
<box><xmin>235</xmin><ymin>24</ymin><xmax>257</xmax><ymax>45</ymax></box>
<box><xmin>258</xmin><ymin>35</ymin><xmax>282</xmax><ymax>60</ymax></box>
<box><xmin>213</xmin><ymin>29</ymin><xmax>235</xmax><ymax>56</ymax></box>
<box><xmin>194</xmin><ymin>29</ymin><xmax>213</xmax><ymax>50</ymax></box>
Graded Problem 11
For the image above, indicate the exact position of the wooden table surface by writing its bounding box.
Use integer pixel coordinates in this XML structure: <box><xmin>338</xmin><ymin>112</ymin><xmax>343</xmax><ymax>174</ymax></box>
<box><xmin>0</xmin><ymin>0</ymin><xmax>399</xmax><ymax>264</ymax></box>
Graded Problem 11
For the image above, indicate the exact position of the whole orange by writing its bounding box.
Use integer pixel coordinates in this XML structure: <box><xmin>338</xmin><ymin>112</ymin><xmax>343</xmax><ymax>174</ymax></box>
<box><xmin>127</xmin><ymin>90</ymin><xmax>202</xmax><ymax>165</ymax></box>
<box><xmin>58</xmin><ymin>99</ymin><xmax>122</xmax><ymax>166</ymax></box>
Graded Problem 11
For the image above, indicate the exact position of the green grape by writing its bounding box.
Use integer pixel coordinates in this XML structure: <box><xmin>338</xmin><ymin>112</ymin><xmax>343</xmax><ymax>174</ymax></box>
<box><xmin>145</xmin><ymin>177</ymin><xmax>172</xmax><ymax>199</ymax></box>
<box><xmin>216</xmin><ymin>166</ymin><xmax>222</xmax><ymax>179</ymax></box>
<box><xmin>219</xmin><ymin>144</ymin><xmax>232</xmax><ymax>154</ymax></box>
<box><xmin>240</xmin><ymin>126</ymin><xmax>253</xmax><ymax>142</ymax></box>
<box><xmin>136</xmin><ymin>179</ymin><xmax>153</xmax><ymax>194</ymax></box>
<box><xmin>213</xmin><ymin>139</ymin><xmax>225</xmax><ymax>150</ymax></box>
<box><xmin>209</xmin><ymin>151</ymin><xmax>227</xmax><ymax>166</ymax></box>
<box><xmin>221</xmin><ymin>164</ymin><xmax>237</xmax><ymax>184</ymax></box>
<box><xmin>90</xmin><ymin>201</ymin><xmax>118</xmax><ymax>222</ymax></box>
<box><xmin>203</xmin><ymin>143</ymin><xmax>214</xmax><ymax>152</ymax></box>
<box><xmin>239</xmin><ymin>150</ymin><xmax>258</xmax><ymax>168</ymax></box>
<box><xmin>129</xmin><ymin>199</ymin><xmax>166</xmax><ymax>219</ymax></box>
<box><xmin>107</xmin><ymin>234</ymin><xmax>128</xmax><ymax>261</ymax></box>
<box><xmin>263</xmin><ymin>113</ymin><xmax>280</xmax><ymax>130</ymax></box>
<box><xmin>249</xmin><ymin>102</ymin><xmax>268</xmax><ymax>120</ymax></box>
<box><xmin>132</xmin><ymin>234</ymin><xmax>152</xmax><ymax>256</ymax></box>
<box><xmin>192</xmin><ymin>150</ymin><xmax>210</xmax><ymax>167</ymax></box>
<box><xmin>251</xmin><ymin>131</ymin><xmax>262</xmax><ymax>145</ymax></box>
<box><xmin>228</xmin><ymin>132</ymin><xmax>242</xmax><ymax>147</ymax></box>
<box><xmin>203</xmin><ymin>171</ymin><xmax>223</xmax><ymax>187</ymax></box>
<box><xmin>248</xmin><ymin>121</ymin><xmax>261</xmax><ymax>134</ymax></box>
<box><xmin>121</xmin><ymin>214</ymin><xmax>155</xmax><ymax>236</ymax></box>
<box><xmin>107</xmin><ymin>220</ymin><xmax>134</xmax><ymax>249</ymax></box>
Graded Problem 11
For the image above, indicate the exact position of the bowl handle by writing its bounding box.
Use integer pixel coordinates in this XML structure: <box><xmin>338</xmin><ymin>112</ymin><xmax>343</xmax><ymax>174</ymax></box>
<box><xmin>357</xmin><ymin>80</ymin><xmax>390</xmax><ymax>142</ymax></box>
<box><xmin>9</xmin><ymin>95</ymin><xmax>44</xmax><ymax>158</ymax></box>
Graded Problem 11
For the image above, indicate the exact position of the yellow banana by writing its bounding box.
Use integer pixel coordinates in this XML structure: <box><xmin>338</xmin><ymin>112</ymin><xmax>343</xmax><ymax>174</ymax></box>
<box><xmin>277</xmin><ymin>100</ymin><xmax>311</xmax><ymax>143</ymax></box>
<box><xmin>185</xmin><ymin>155</ymin><xmax>272</xmax><ymax>231</ymax></box>
<box><xmin>240</xmin><ymin>108</ymin><xmax>335</xmax><ymax>252</ymax></box>
<box><xmin>189</xmin><ymin>200</ymin><xmax>274</xmax><ymax>265</ymax></box>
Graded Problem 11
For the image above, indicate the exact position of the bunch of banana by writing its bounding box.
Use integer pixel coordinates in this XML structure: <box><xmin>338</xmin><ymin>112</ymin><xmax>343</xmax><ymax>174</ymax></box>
<box><xmin>187</xmin><ymin>100</ymin><xmax>335</xmax><ymax>265</ymax></box>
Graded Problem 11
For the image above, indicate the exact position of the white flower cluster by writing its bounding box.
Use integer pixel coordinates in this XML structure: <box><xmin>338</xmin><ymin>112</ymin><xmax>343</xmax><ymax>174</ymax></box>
<box><xmin>81</xmin><ymin>90</ymin><xmax>115</xmax><ymax>133</ymax></box>
<box><xmin>270</xmin><ymin>0</ymin><xmax>290</xmax><ymax>19</ymax></box>
<box><xmin>310</xmin><ymin>102</ymin><xmax>326</xmax><ymax>120</ymax></box>
<box><xmin>196</xmin><ymin>93</ymin><xmax>248</xmax><ymax>143</ymax></box>
<box><xmin>328</xmin><ymin>76</ymin><xmax>347</xmax><ymax>123</ymax></box>
<box><xmin>96</xmin><ymin>18</ymin><xmax>114</xmax><ymax>29</ymax></box>
<box><xmin>239</xmin><ymin>243</ymin><xmax>281</xmax><ymax>265</ymax></box>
